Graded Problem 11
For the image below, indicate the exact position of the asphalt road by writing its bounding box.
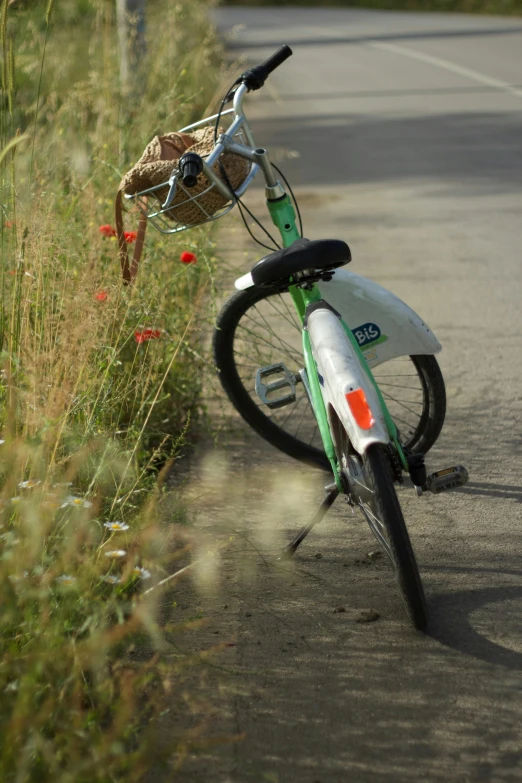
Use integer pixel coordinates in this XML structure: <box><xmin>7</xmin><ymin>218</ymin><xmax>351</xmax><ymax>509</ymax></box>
<box><xmin>173</xmin><ymin>8</ymin><xmax>522</xmax><ymax>782</ymax></box>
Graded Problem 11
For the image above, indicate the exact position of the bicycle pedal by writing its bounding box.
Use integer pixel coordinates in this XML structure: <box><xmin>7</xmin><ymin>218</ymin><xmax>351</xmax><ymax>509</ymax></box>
<box><xmin>424</xmin><ymin>465</ymin><xmax>469</xmax><ymax>494</ymax></box>
<box><xmin>255</xmin><ymin>363</ymin><xmax>298</xmax><ymax>409</ymax></box>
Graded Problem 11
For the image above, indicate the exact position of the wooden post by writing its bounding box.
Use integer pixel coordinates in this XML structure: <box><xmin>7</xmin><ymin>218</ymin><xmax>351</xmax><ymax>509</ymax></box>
<box><xmin>116</xmin><ymin>0</ymin><xmax>146</xmax><ymax>94</ymax></box>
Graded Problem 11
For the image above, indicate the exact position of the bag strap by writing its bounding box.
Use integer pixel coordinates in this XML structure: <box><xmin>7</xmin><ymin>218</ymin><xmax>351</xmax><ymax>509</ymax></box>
<box><xmin>115</xmin><ymin>189</ymin><xmax>148</xmax><ymax>286</ymax></box>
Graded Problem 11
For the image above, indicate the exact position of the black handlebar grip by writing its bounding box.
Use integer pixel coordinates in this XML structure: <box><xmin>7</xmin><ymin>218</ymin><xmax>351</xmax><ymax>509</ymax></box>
<box><xmin>238</xmin><ymin>44</ymin><xmax>293</xmax><ymax>91</ymax></box>
<box><xmin>261</xmin><ymin>45</ymin><xmax>293</xmax><ymax>76</ymax></box>
<box><xmin>179</xmin><ymin>151</ymin><xmax>203</xmax><ymax>188</ymax></box>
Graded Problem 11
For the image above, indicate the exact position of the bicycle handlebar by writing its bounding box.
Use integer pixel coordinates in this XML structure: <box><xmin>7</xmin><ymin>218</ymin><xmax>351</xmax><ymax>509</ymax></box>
<box><xmin>261</xmin><ymin>44</ymin><xmax>293</xmax><ymax>77</ymax></box>
<box><xmin>163</xmin><ymin>45</ymin><xmax>293</xmax><ymax>208</ymax></box>
<box><xmin>235</xmin><ymin>44</ymin><xmax>293</xmax><ymax>92</ymax></box>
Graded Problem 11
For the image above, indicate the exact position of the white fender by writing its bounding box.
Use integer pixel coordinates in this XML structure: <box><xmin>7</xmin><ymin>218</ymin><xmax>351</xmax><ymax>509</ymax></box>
<box><xmin>307</xmin><ymin>307</ymin><xmax>389</xmax><ymax>455</ymax></box>
<box><xmin>234</xmin><ymin>268</ymin><xmax>441</xmax><ymax>369</ymax></box>
<box><xmin>319</xmin><ymin>269</ymin><xmax>441</xmax><ymax>368</ymax></box>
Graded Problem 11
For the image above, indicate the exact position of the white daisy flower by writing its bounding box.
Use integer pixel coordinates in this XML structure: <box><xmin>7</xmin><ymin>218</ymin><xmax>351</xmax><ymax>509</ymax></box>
<box><xmin>132</xmin><ymin>566</ymin><xmax>151</xmax><ymax>580</ymax></box>
<box><xmin>102</xmin><ymin>574</ymin><xmax>122</xmax><ymax>585</ymax></box>
<box><xmin>61</xmin><ymin>496</ymin><xmax>93</xmax><ymax>509</ymax></box>
<box><xmin>18</xmin><ymin>480</ymin><xmax>41</xmax><ymax>489</ymax></box>
<box><xmin>103</xmin><ymin>521</ymin><xmax>129</xmax><ymax>532</ymax></box>
<box><xmin>104</xmin><ymin>549</ymin><xmax>126</xmax><ymax>559</ymax></box>
<box><xmin>0</xmin><ymin>439</ymin><xmax>5</xmax><ymax>446</ymax></box>
<box><xmin>10</xmin><ymin>497</ymin><xmax>21</xmax><ymax>505</ymax></box>
<box><xmin>56</xmin><ymin>574</ymin><xmax>76</xmax><ymax>586</ymax></box>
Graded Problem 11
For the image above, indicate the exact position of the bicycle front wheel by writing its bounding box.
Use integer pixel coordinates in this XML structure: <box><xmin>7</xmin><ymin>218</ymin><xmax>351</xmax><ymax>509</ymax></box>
<box><xmin>213</xmin><ymin>285</ymin><xmax>445</xmax><ymax>470</ymax></box>
<box><xmin>343</xmin><ymin>442</ymin><xmax>427</xmax><ymax>630</ymax></box>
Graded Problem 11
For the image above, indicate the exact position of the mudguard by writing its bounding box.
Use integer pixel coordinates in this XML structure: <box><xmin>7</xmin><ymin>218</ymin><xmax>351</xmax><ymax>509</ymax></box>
<box><xmin>306</xmin><ymin>306</ymin><xmax>389</xmax><ymax>455</ymax></box>
<box><xmin>234</xmin><ymin>268</ymin><xmax>441</xmax><ymax>369</ymax></box>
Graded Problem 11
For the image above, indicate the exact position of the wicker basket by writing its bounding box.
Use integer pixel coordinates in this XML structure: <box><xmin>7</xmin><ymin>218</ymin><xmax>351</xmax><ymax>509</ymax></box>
<box><xmin>123</xmin><ymin>123</ymin><xmax>250</xmax><ymax>234</ymax></box>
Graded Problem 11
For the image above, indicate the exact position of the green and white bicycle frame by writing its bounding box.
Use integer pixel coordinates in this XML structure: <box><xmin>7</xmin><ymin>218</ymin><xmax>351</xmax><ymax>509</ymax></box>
<box><xmin>242</xmin><ymin>192</ymin><xmax>416</xmax><ymax>490</ymax></box>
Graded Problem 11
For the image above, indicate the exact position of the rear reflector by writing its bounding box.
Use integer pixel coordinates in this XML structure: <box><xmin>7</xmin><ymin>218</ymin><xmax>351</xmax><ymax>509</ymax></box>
<box><xmin>345</xmin><ymin>388</ymin><xmax>375</xmax><ymax>430</ymax></box>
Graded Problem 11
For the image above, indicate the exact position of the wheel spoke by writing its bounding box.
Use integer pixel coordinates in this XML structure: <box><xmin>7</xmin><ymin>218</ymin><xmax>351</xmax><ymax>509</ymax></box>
<box><xmin>237</xmin><ymin>319</ymin><xmax>302</xmax><ymax>364</ymax></box>
<box><xmin>266</xmin><ymin>295</ymin><xmax>302</xmax><ymax>333</ymax></box>
<box><xmin>249</xmin><ymin>306</ymin><xmax>303</xmax><ymax>360</ymax></box>
<box><xmin>377</xmin><ymin>382</ymin><xmax>423</xmax><ymax>392</ymax></box>
<box><xmin>390</xmin><ymin>412</ymin><xmax>418</xmax><ymax>432</ymax></box>
<box><xmin>232</xmin><ymin>348</ymin><xmax>266</xmax><ymax>364</ymax></box>
<box><xmin>381</xmin><ymin>391</ymin><xmax>424</xmax><ymax>419</ymax></box>
<box><xmin>293</xmin><ymin>395</ymin><xmax>312</xmax><ymax>439</ymax></box>
<box><xmin>277</xmin><ymin>393</ymin><xmax>307</xmax><ymax>431</ymax></box>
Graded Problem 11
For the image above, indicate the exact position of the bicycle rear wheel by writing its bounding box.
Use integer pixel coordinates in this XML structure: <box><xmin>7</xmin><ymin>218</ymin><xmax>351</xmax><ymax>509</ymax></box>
<box><xmin>341</xmin><ymin>440</ymin><xmax>427</xmax><ymax>630</ymax></box>
<box><xmin>213</xmin><ymin>285</ymin><xmax>445</xmax><ymax>470</ymax></box>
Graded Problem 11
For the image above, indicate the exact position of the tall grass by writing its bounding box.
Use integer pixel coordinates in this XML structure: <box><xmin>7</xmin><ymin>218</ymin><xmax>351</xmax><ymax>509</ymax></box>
<box><xmin>0</xmin><ymin>0</ymin><xmax>227</xmax><ymax>779</ymax></box>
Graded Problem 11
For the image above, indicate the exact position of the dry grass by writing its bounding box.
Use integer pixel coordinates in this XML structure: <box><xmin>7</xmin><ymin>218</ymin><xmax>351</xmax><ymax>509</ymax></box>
<box><xmin>0</xmin><ymin>0</ymin><xmax>232</xmax><ymax>779</ymax></box>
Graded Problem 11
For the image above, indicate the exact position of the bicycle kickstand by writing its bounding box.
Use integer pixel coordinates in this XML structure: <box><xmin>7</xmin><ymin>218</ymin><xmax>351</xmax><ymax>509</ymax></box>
<box><xmin>280</xmin><ymin>482</ymin><xmax>339</xmax><ymax>560</ymax></box>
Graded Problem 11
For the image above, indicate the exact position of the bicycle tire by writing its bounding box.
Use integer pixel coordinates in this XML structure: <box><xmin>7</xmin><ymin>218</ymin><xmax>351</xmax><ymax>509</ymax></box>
<box><xmin>354</xmin><ymin>443</ymin><xmax>427</xmax><ymax>630</ymax></box>
<box><xmin>213</xmin><ymin>285</ymin><xmax>446</xmax><ymax>471</ymax></box>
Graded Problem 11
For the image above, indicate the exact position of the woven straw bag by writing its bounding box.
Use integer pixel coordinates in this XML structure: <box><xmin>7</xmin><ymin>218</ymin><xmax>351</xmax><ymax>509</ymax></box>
<box><xmin>116</xmin><ymin>126</ymin><xmax>249</xmax><ymax>284</ymax></box>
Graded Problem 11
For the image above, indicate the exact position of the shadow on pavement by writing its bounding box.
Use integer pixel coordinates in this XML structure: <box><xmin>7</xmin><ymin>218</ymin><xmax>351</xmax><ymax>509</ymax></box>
<box><xmin>429</xmin><ymin>585</ymin><xmax>522</xmax><ymax>670</ymax></box>
<box><xmin>256</xmin><ymin>85</ymin><xmax>522</xmax><ymax>102</ymax></box>
<box><xmin>252</xmin><ymin>111</ymin><xmax>522</xmax><ymax>191</ymax></box>
<box><xmin>457</xmin><ymin>480</ymin><xmax>522</xmax><ymax>502</ymax></box>
<box><xmin>227</xmin><ymin>25</ymin><xmax>522</xmax><ymax>50</ymax></box>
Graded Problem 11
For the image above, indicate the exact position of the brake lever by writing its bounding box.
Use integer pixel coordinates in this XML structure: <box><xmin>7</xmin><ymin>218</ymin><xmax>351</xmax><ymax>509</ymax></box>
<box><xmin>162</xmin><ymin>171</ymin><xmax>178</xmax><ymax>209</ymax></box>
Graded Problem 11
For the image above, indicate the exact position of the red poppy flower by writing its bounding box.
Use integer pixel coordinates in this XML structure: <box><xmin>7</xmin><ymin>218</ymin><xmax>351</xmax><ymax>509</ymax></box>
<box><xmin>99</xmin><ymin>225</ymin><xmax>117</xmax><ymax>238</ymax></box>
<box><xmin>5</xmin><ymin>220</ymin><xmax>13</xmax><ymax>228</ymax></box>
<box><xmin>134</xmin><ymin>329</ymin><xmax>161</xmax><ymax>344</ymax></box>
<box><xmin>124</xmin><ymin>231</ymin><xmax>138</xmax><ymax>243</ymax></box>
<box><xmin>180</xmin><ymin>251</ymin><xmax>197</xmax><ymax>264</ymax></box>
<box><xmin>95</xmin><ymin>291</ymin><xmax>108</xmax><ymax>302</ymax></box>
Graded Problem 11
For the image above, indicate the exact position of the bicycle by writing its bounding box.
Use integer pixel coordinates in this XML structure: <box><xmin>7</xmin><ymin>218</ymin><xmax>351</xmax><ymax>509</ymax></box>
<box><xmin>128</xmin><ymin>45</ymin><xmax>468</xmax><ymax>630</ymax></box>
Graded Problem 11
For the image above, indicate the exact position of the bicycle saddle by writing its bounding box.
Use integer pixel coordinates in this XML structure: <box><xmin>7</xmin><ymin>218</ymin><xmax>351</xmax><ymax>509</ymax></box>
<box><xmin>251</xmin><ymin>238</ymin><xmax>351</xmax><ymax>288</ymax></box>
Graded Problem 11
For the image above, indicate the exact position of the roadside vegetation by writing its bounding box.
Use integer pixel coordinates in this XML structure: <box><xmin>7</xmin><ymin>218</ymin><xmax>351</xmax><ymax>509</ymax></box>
<box><xmin>0</xmin><ymin>0</ymin><xmax>225</xmax><ymax>779</ymax></box>
<box><xmin>222</xmin><ymin>0</ymin><xmax>522</xmax><ymax>14</ymax></box>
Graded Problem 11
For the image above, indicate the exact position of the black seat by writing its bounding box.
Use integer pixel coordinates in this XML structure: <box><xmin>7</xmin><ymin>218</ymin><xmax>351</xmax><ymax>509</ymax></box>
<box><xmin>251</xmin><ymin>238</ymin><xmax>351</xmax><ymax>288</ymax></box>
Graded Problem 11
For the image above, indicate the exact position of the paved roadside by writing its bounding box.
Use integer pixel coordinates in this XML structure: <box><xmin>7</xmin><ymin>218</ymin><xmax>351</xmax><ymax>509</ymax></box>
<box><xmin>164</xmin><ymin>8</ymin><xmax>522</xmax><ymax>782</ymax></box>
